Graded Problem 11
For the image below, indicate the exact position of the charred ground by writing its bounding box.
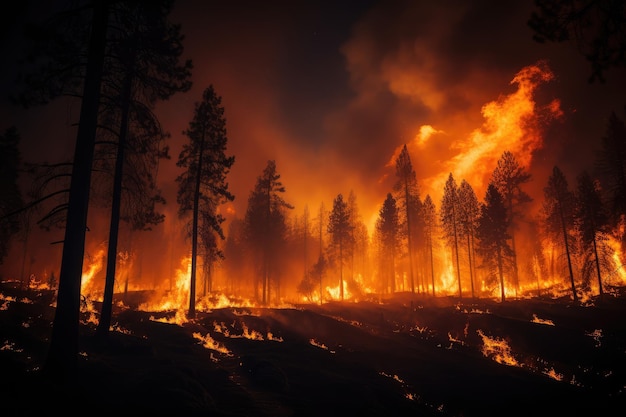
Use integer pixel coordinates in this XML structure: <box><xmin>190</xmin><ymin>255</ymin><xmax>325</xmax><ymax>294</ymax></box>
<box><xmin>1</xmin><ymin>282</ymin><xmax>625</xmax><ymax>416</ymax></box>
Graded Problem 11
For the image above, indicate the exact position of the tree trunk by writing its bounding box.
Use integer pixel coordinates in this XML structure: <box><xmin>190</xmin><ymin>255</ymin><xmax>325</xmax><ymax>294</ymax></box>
<box><xmin>45</xmin><ymin>0</ymin><xmax>109</xmax><ymax>377</ymax></box>
<box><xmin>97</xmin><ymin>55</ymin><xmax>134</xmax><ymax>340</ymax></box>
<box><xmin>467</xmin><ymin>233</ymin><xmax>475</xmax><ymax>298</ymax></box>
<box><xmin>592</xmin><ymin>234</ymin><xmax>603</xmax><ymax>297</ymax></box>
<box><xmin>339</xmin><ymin>238</ymin><xmax>344</xmax><ymax>301</ymax></box>
<box><xmin>497</xmin><ymin>246</ymin><xmax>505</xmax><ymax>302</ymax></box>
<box><xmin>188</xmin><ymin>134</ymin><xmax>205</xmax><ymax>319</ymax></box>
<box><xmin>559</xmin><ymin>202</ymin><xmax>578</xmax><ymax>302</ymax></box>
<box><xmin>452</xmin><ymin>205</ymin><xmax>462</xmax><ymax>299</ymax></box>
<box><xmin>405</xmin><ymin>182</ymin><xmax>415</xmax><ymax>293</ymax></box>
<box><xmin>429</xmin><ymin>234</ymin><xmax>435</xmax><ymax>296</ymax></box>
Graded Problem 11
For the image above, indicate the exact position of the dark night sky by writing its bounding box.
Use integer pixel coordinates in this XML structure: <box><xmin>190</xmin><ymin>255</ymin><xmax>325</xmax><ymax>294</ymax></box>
<box><xmin>1</xmin><ymin>0</ymin><xmax>626</xmax><ymax>278</ymax></box>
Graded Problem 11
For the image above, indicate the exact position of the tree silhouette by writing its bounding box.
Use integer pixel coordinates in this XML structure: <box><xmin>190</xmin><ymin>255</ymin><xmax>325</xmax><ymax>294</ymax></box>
<box><xmin>595</xmin><ymin>111</ymin><xmax>626</xmax><ymax>253</ymax></box>
<box><xmin>457</xmin><ymin>179</ymin><xmax>480</xmax><ymax>298</ymax></box>
<box><xmin>575</xmin><ymin>170</ymin><xmax>609</xmax><ymax>296</ymax></box>
<box><xmin>44</xmin><ymin>0</ymin><xmax>109</xmax><ymax>377</ymax></box>
<box><xmin>529</xmin><ymin>0</ymin><xmax>626</xmax><ymax>83</ymax></box>
<box><xmin>394</xmin><ymin>144</ymin><xmax>419</xmax><ymax>293</ymax></box>
<box><xmin>314</xmin><ymin>202</ymin><xmax>328</xmax><ymax>303</ymax></box>
<box><xmin>98</xmin><ymin>0</ymin><xmax>191</xmax><ymax>338</ymax></box>
<box><xmin>422</xmin><ymin>194</ymin><xmax>438</xmax><ymax>296</ymax></box>
<box><xmin>477</xmin><ymin>183</ymin><xmax>512</xmax><ymax>302</ymax></box>
<box><xmin>328</xmin><ymin>193</ymin><xmax>353</xmax><ymax>301</ymax></box>
<box><xmin>491</xmin><ymin>151</ymin><xmax>532</xmax><ymax>297</ymax></box>
<box><xmin>376</xmin><ymin>193</ymin><xmax>401</xmax><ymax>294</ymax></box>
<box><xmin>542</xmin><ymin>166</ymin><xmax>578</xmax><ymax>302</ymax></box>
<box><xmin>244</xmin><ymin>160</ymin><xmax>292</xmax><ymax>304</ymax></box>
<box><xmin>176</xmin><ymin>85</ymin><xmax>235</xmax><ymax>318</ymax></box>
<box><xmin>440</xmin><ymin>173</ymin><xmax>462</xmax><ymax>298</ymax></box>
<box><xmin>222</xmin><ymin>217</ymin><xmax>246</xmax><ymax>293</ymax></box>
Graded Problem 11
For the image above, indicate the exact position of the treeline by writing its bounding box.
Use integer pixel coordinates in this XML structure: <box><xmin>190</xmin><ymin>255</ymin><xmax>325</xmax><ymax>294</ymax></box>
<box><xmin>216</xmin><ymin>111</ymin><xmax>626</xmax><ymax>305</ymax></box>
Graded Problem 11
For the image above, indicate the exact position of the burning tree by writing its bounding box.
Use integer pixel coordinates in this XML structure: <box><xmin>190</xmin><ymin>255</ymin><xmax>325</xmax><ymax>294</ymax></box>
<box><xmin>328</xmin><ymin>193</ymin><xmax>354</xmax><ymax>301</ymax></box>
<box><xmin>375</xmin><ymin>193</ymin><xmax>401</xmax><ymax>294</ymax></box>
<box><xmin>457</xmin><ymin>179</ymin><xmax>480</xmax><ymax>298</ymax></box>
<box><xmin>9</xmin><ymin>0</ymin><xmax>192</xmax><ymax>370</ymax></box>
<box><xmin>542</xmin><ymin>166</ymin><xmax>578</xmax><ymax>302</ymax></box>
<box><xmin>97</xmin><ymin>0</ymin><xmax>192</xmax><ymax>338</ymax></box>
<box><xmin>491</xmin><ymin>151</ymin><xmax>532</xmax><ymax>297</ymax></box>
<box><xmin>422</xmin><ymin>194</ymin><xmax>438</xmax><ymax>296</ymax></box>
<box><xmin>394</xmin><ymin>144</ymin><xmax>419</xmax><ymax>293</ymax></box>
<box><xmin>176</xmin><ymin>85</ymin><xmax>235</xmax><ymax>318</ymax></box>
<box><xmin>575</xmin><ymin>171</ymin><xmax>610</xmax><ymax>296</ymax></box>
<box><xmin>347</xmin><ymin>190</ymin><xmax>369</xmax><ymax>292</ymax></box>
<box><xmin>477</xmin><ymin>183</ymin><xmax>512</xmax><ymax>302</ymax></box>
<box><xmin>441</xmin><ymin>173</ymin><xmax>463</xmax><ymax>298</ymax></box>
<box><xmin>244</xmin><ymin>160</ymin><xmax>292</xmax><ymax>305</ymax></box>
<box><xmin>595</xmin><ymin>111</ymin><xmax>626</xmax><ymax>254</ymax></box>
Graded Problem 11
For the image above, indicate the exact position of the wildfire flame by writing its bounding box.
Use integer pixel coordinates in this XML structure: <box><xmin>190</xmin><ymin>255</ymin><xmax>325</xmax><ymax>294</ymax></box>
<box><xmin>477</xmin><ymin>329</ymin><xmax>519</xmax><ymax>367</ymax></box>
<box><xmin>192</xmin><ymin>332</ymin><xmax>231</xmax><ymax>355</ymax></box>
<box><xmin>423</xmin><ymin>61</ymin><xmax>561</xmax><ymax>201</ymax></box>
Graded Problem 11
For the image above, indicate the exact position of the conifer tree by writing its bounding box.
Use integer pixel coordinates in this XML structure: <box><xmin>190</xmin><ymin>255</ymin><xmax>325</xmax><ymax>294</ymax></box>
<box><xmin>457</xmin><ymin>179</ymin><xmax>480</xmax><ymax>298</ymax></box>
<box><xmin>477</xmin><ymin>183</ymin><xmax>512</xmax><ymax>302</ymax></box>
<box><xmin>542</xmin><ymin>166</ymin><xmax>578</xmax><ymax>302</ymax></box>
<box><xmin>422</xmin><ymin>194</ymin><xmax>437</xmax><ymax>296</ymax></box>
<box><xmin>440</xmin><ymin>173</ymin><xmax>462</xmax><ymax>298</ymax></box>
<box><xmin>491</xmin><ymin>151</ymin><xmax>532</xmax><ymax>297</ymax></box>
<box><xmin>328</xmin><ymin>193</ymin><xmax>353</xmax><ymax>301</ymax></box>
<box><xmin>376</xmin><ymin>193</ymin><xmax>400</xmax><ymax>294</ymax></box>
<box><xmin>244</xmin><ymin>160</ymin><xmax>292</xmax><ymax>304</ymax></box>
<box><xmin>176</xmin><ymin>85</ymin><xmax>234</xmax><ymax>318</ymax></box>
<box><xmin>394</xmin><ymin>144</ymin><xmax>419</xmax><ymax>293</ymax></box>
<box><xmin>575</xmin><ymin>171</ymin><xmax>609</xmax><ymax>297</ymax></box>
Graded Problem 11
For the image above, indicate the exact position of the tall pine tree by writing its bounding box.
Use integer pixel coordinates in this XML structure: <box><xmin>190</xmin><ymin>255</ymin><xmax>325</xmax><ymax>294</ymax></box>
<box><xmin>176</xmin><ymin>85</ymin><xmax>234</xmax><ymax>318</ymax></box>
<box><xmin>477</xmin><ymin>183</ymin><xmax>512</xmax><ymax>302</ymax></box>
<box><xmin>542</xmin><ymin>166</ymin><xmax>578</xmax><ymax>302</ymax></box>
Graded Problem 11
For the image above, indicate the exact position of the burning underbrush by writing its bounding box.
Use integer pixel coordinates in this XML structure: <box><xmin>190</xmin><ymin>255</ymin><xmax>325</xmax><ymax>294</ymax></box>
<box><xmin>1</xmin><ymin>281</ymin><xmax>625</xmax><ymax>416</ymax></box>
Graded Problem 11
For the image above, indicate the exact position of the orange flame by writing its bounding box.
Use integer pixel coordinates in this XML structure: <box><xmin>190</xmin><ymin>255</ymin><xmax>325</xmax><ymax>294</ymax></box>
<box><xmin>477</xmin><ymin>329</ymin><xmax>519</xmax><ymax>367</ymax></box>
<box><xmin>390</xmin><ymin>61</ymin><xmax>562</xmax><ymax>204</ymax></box>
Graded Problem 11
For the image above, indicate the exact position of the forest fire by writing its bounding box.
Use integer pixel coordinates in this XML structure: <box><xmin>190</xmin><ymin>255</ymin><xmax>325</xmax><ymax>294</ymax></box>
<box><xmin>2</xmin><ymin>1</ymin><xmax>626</xmax><ymax>415</ymax></box>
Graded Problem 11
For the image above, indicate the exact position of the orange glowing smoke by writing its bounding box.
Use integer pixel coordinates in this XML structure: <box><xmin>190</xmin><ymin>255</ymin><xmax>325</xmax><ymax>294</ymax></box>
<box><xmin>391</xmin><ymin>61</ymin><xmax>562</xmax><ymax>202</ymax></box>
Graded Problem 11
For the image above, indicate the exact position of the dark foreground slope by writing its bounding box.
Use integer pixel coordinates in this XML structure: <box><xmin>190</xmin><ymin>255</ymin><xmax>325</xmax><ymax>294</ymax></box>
<box><xmin>1</xmin><ymin>282</ymin><xmax>625</xmax><ymax>416</ymax></box>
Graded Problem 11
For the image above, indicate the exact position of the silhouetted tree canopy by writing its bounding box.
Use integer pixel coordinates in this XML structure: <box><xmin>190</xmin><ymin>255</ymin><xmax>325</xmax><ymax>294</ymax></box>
<box><xmin>542</xmin><ymin>166</ymin><xmax>578</xmax><ymax>301</ymax></box>
<box><xmin>477</xmin><ymin>183</ymin><xmax>512</xmax><ymax>302</ymax></box>
<box><xmin>528</xmin><ymin>0</ymin><xmax>626</xmax><ymax>83</ymax></box>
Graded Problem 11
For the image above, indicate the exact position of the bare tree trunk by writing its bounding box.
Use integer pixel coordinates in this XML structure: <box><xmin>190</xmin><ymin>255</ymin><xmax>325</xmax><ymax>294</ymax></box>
<box><xmin>592</xmin><ymin>234</ymin><xmax>603</xmax><ymax>297</ymax></box>
<box><xmin>559</xmin><ymin>203</ymin><xmax>578</xmax><ymax>302</ymax></box>
<box><xmin>467</xmin><ymin>234</ymin><xmax>475</xmax><ymax>298</ymax></box>
<box><xmin>45</xmin><ymin>0</ymin><xmax>109</xmax><ymax>377</ymax></box>
<box><xmin>497</xmin><ymin>246</ymin><xmax>505</xmax><ymax>302</ymax></box>
<box><xmin>339</xmin><ymin>239</ymin><xmax>344</xmax><ymax>301</ymax></box>
<box><xmin>429</xmin><ymin>235</ymin><xmax>435</xmax><ymax>296</ymax></box>
<box><xmin>98</xmin><ymin>55</ymin><xmax>134</xmax><ymax>340</ymax></box>
<box><xmin>405</xmin><ymin>182</ymin><xmax>415</xmax><ymax>293</ymax></box>
<box><xmin>188</xmin><ymin>134</ymin><xmax>205</xmax><ymax>319</ymax></box>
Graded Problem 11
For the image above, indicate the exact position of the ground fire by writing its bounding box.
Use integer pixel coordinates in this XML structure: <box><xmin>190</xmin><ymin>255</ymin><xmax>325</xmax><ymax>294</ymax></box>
<box><xmin>2</xmin><ymin>4</ymin><xmax>626</xmax><ymax>413</ymax></box>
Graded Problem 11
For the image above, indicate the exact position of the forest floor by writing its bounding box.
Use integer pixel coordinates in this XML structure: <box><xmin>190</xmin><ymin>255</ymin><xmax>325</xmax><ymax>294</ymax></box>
<box><xmin>1</xmin><ymin>281</ymin><xmax>625</xmax><ymax>416</ymax></box>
